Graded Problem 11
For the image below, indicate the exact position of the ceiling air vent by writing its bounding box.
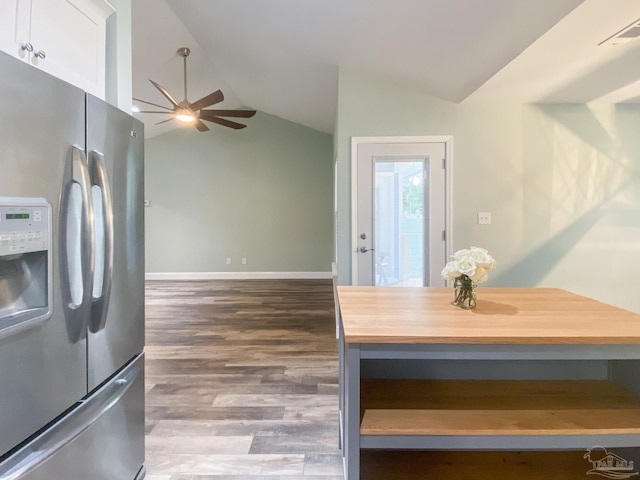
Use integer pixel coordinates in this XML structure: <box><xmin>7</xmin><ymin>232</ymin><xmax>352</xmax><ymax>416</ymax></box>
<box><xmin>599</xmin><ymin>18</ymin><xmax>640</xmax><ymax>46</ymax></box>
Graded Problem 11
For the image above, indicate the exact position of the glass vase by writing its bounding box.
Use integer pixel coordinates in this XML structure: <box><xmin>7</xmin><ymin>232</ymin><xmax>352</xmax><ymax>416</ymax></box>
<box><xmin>453</xmin><ymin>276</ymin><xmax>476</xmax><ymax>309</ymax></box>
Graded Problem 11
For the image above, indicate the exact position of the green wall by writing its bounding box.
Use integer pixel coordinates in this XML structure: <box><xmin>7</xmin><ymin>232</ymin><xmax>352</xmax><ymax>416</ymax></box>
<box><xmin>145</xmin><ymin>111</ymin><xmax>333</xmax><ymax>275</ymax></box>
<box><xmin>335</xmin><ymin>67</ymin><xmax>640</xmax><ymax>313</ymax></box>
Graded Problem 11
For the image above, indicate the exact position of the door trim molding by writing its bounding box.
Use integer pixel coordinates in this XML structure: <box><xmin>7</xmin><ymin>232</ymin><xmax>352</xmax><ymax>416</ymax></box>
<box><xmin>350</xmin><ymin>135</ymin><xmax>454</xmax><ymax>285</ymax></box>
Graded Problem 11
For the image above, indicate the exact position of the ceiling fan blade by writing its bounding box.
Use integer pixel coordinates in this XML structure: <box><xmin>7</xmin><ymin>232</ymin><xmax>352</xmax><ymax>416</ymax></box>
<box><xmin>194</xmin><ymin>119</ymin><xmax>209</xmax><ymax>132</ymax></box>
<box><xmin>137</xmin><ymin>110</ymin><xmax>173</xmax><ymax>114</ymax></box>
<box><xmin>199</xmin><ymin>115</ymin><xmax>247</xmax><ymax>130</ymax></box>
<box><xmin>155</xmin><ymin>118</ymin><xmax>174</xmax><ymax>125</ymax></box>
<box><xmin>189</xmin><ymin>90</ymin><xmax>224</xmax><ymax>112</ymax></box>
<box><xmin>132</xmin><ymin>97</ymin><xmax>173</xmax><ymax>111</ymax></box>
<box><xmin>199</xmin><ymin>109</ymin><xmax>256</xmax><ymax>118</ymax></box>
<box><xmin>150</xmin><ymin>79</ymin><xmax>180</xmax><ymax>108</ymax></box>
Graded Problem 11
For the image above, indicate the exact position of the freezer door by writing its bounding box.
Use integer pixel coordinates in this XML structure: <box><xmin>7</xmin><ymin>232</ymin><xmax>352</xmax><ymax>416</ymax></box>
<box><xmin>86</xmin><ymin>95</ymin><xmax>145</xmax><ymax>390</ymax></box>
<box><xmin>0</xmin><ymin>52</ymin><xmax>88</xmax><ymax>457</ymax></box>
<box><xmin>0</xmin><ymin>354</ymin><xmax>145</xmax><ymax>480</ymax></box>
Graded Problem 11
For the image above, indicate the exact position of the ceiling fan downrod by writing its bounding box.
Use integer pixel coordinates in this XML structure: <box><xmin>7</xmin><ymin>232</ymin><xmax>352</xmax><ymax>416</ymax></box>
<box><xmin>177</xmin><ymin>47</ymin><xmax>190</xmax><ymax>102</ymax></box>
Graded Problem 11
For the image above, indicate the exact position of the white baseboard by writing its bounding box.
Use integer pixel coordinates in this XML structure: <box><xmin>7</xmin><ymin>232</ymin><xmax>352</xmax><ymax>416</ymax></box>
<box><xmin>145</xmin><ymin>271</ymin><xmax>333</xmax><ymax>281</ymax></box>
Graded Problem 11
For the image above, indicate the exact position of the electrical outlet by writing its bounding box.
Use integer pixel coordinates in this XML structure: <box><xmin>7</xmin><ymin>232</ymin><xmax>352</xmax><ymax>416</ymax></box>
<box><xmin>477</xmin><ymin>212</ymin><xmax>492</xmax><ymax>225</ymax></box>
<box><xmin>226</xmin><ymin>258</ymin><xmax>231</xmax><ymax>265</ymax></box>
<box><xmin>242</xmin><ymin>257</ymin><xmax>247</xmax><ymax>265</ymax></box>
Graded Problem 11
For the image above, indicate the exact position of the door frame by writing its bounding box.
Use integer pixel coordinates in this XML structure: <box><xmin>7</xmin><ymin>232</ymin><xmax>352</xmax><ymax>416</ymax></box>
<box><xmin>350</xmin><ymin>135</ymin><xmax>454</xmax><ymax>285</ymax></box>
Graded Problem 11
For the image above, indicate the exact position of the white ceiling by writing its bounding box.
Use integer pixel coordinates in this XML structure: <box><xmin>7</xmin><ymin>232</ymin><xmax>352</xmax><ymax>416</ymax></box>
<box><xmin>132</xmin><ymin>0</ymin><xmax>640</xmax><ymax>138</ymax></box>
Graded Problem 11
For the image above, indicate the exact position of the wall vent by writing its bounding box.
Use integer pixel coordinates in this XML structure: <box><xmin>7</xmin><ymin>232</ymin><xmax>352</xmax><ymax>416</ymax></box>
<box><xmin>599</xmin><ymin>18</ymin><xmax>640</xmax><ymax>46</ymax></box>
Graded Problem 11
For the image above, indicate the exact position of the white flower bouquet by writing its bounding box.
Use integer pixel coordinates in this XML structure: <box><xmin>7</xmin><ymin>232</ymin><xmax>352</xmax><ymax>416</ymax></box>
<box><xmin>441</xmin><ymin>246</ymin><xmax>496</xmax><ymax>283</ymax></box>
<box><xmin>441</xmin><ymin>246</ymin><xmax>496</xmax><ymax>309</ymax></box>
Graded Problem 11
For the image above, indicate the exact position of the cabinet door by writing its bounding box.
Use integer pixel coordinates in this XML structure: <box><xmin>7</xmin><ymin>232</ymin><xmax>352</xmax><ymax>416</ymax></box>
<box><xmin>28</xmin><ymin>0</ymin><xmax>114</xmax><ymax>98</ymax></box>
<box><xmin>0</xmin><ymin>0</ymin><xmax>31</xmax><ymax>59</ymax></box>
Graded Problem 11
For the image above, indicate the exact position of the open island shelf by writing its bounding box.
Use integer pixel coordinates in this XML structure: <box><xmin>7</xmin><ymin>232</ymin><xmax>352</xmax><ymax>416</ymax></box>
<box><xmin>360</xmin><ymin>379</ymin><xmax>640</xmax><ymax>437</ymax></box>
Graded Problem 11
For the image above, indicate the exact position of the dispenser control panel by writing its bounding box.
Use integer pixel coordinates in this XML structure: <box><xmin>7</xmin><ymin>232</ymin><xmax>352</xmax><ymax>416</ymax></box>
<box><xmin>0</xmin><ymin>199</ymin><xmax>51</xmax><ymax>257</ymax></box>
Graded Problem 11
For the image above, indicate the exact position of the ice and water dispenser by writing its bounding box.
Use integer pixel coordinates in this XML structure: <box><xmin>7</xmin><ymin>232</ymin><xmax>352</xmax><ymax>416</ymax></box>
<box><xmin>0</xmin><ymin>198</ymin><xmax>52</xmax><ymax>340</ymax></box>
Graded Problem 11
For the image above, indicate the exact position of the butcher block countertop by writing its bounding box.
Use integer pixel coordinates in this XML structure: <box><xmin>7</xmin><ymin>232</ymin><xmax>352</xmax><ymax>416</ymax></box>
<box><xmin>336</xmin><ymin>287</ymin><xmax>640</xmax><ymax>344</ymax></box>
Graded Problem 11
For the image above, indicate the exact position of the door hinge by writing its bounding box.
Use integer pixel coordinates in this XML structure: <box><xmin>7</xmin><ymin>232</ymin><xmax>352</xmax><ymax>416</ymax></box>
<box><xmin>442</xmin><ymin>158</ymin><xmax>446</xmax><ymax>169</ymax></box>
<box><xmin>442</xmin><ymin>230</ymin><xmax>446</xmax><ymax>241</ymax></box>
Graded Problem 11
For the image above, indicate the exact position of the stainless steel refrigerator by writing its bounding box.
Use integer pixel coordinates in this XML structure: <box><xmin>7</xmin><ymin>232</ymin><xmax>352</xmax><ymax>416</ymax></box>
<box><xmin>0</xmin><ymin>51</ymin><xmax>145</xmax><ymax>479</ymax></box>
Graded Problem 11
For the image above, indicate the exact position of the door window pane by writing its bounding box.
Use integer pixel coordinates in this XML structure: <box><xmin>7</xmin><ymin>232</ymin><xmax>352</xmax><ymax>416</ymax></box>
<box><xmin>374</xmin><ymin>161</ymin><xmax>424</xmax><ymax>286</ymax></box>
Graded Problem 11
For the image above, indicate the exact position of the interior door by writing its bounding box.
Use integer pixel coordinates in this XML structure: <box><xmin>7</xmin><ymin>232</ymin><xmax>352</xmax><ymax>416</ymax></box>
<box><xmin>354</xmin><ymin>141</ymin><xmax>447</xmax><ymax>286</ymax></box>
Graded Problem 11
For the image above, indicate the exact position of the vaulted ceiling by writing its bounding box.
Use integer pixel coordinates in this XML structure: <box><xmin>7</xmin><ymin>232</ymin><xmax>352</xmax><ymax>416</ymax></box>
<box><xmin>132</xmin><ymin>0</ymin><xmax>640</xmax><ymax>137</ymax></box>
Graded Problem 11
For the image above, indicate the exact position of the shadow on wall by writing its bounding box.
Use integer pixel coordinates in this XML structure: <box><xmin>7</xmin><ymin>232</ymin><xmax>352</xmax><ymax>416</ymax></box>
<box><xmin>493</xmin><ymin>103</ymin><xmax>640</xmax><ymax>288</ymax></box>
<box><xmin>536</xmin><ymin>104</ymin><xmax>618</xmax><ymax>157</ymax></box>
<box><xmin>491</xmin><ymin>207</ymin><xmax>605</xmax><ymax>286</ymax></box>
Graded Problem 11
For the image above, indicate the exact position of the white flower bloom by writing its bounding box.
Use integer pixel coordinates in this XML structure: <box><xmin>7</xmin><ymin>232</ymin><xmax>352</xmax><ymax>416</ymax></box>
<box><xmin>452</xmin><ymin>249</ymin><xmax>471</xmax><ymax>261</ymax></box>
<box><xmin>454</xmin><ymin>258</ymin><xmax>476</xmax><ymax>277</ymax></box>
<box><xmin>470</xmin><ymin>267</ymin><xmax>488</xmax><ymax>283</ymax></box>
<box><xmin>469</xmin><ymin>246</ymin><xmax>496</xmax><ymax>269</ymax></box>
<box><xmin>440</xmin><ymin>262</ymin><xmax>460</xmax><ymax>281</ymax></box>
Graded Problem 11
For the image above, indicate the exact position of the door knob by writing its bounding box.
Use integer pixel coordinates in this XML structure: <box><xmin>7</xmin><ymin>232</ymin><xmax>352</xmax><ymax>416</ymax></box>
<box><xmin>359</xmin><ymin>246</ymin><xmax>375</xmax><ymax>253</ymax></box>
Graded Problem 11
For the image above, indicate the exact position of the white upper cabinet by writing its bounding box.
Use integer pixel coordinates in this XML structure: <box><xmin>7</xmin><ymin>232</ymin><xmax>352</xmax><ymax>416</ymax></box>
<box><xmin>0</xmin><ymin>0</ymin><xmax>30</xmax><ymax>57</ymax></box>
<box><xmin>0</xmin><ymin>0</ymin><xmax>114</xmax><ymax>98</ymax></box>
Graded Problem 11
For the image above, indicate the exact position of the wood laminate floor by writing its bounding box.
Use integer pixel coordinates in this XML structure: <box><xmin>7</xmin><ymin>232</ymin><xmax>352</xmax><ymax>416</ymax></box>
<box><xmin>144</xmin><ymin>279</ymin><xmax>343</xmax><ymax>479</ymax></box>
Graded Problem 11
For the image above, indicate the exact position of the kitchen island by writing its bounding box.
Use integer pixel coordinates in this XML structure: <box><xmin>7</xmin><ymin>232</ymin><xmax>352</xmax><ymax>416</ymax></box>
<box><xmin>336</xmin><ymin>287</ymin><xmax>640</xmax><ymax>479</ymax></box>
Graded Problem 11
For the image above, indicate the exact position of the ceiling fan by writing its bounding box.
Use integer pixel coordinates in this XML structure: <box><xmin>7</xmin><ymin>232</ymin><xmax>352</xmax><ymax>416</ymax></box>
<box><xmin>133</xmin><ymin>47</ymin><xmax>256</xmax><ymax>132</ymax></box>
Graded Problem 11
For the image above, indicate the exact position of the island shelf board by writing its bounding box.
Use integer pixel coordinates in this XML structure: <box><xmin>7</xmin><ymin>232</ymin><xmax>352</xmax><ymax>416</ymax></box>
<box><xmin>360</xmin><ymin>379</ymin><xmax>640</xmax><ymax>437</ymax></box>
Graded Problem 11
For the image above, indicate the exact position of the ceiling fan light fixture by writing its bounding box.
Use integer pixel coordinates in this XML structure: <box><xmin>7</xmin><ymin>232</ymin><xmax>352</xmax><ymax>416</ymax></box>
<box><xmin>176</xmin><ymin>109</ymin><xmax>196</xmax><ymax>122</ymax></box>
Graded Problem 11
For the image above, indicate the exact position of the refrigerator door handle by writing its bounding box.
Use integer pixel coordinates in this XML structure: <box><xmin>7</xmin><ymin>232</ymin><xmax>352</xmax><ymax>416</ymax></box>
<box><xmin>59</xmin><ymin>146</ymin><xmax>95</xmax><ymax>342</ymax></box>
<box><xmin>88</xmin><ymin>150</ymin><xmax>113</xmax><ymax>333</ymax></box>
<box><xmin>0</xmin><ymin>361</ymin><xmax>141</xmax><ymax>480</ymax></box>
